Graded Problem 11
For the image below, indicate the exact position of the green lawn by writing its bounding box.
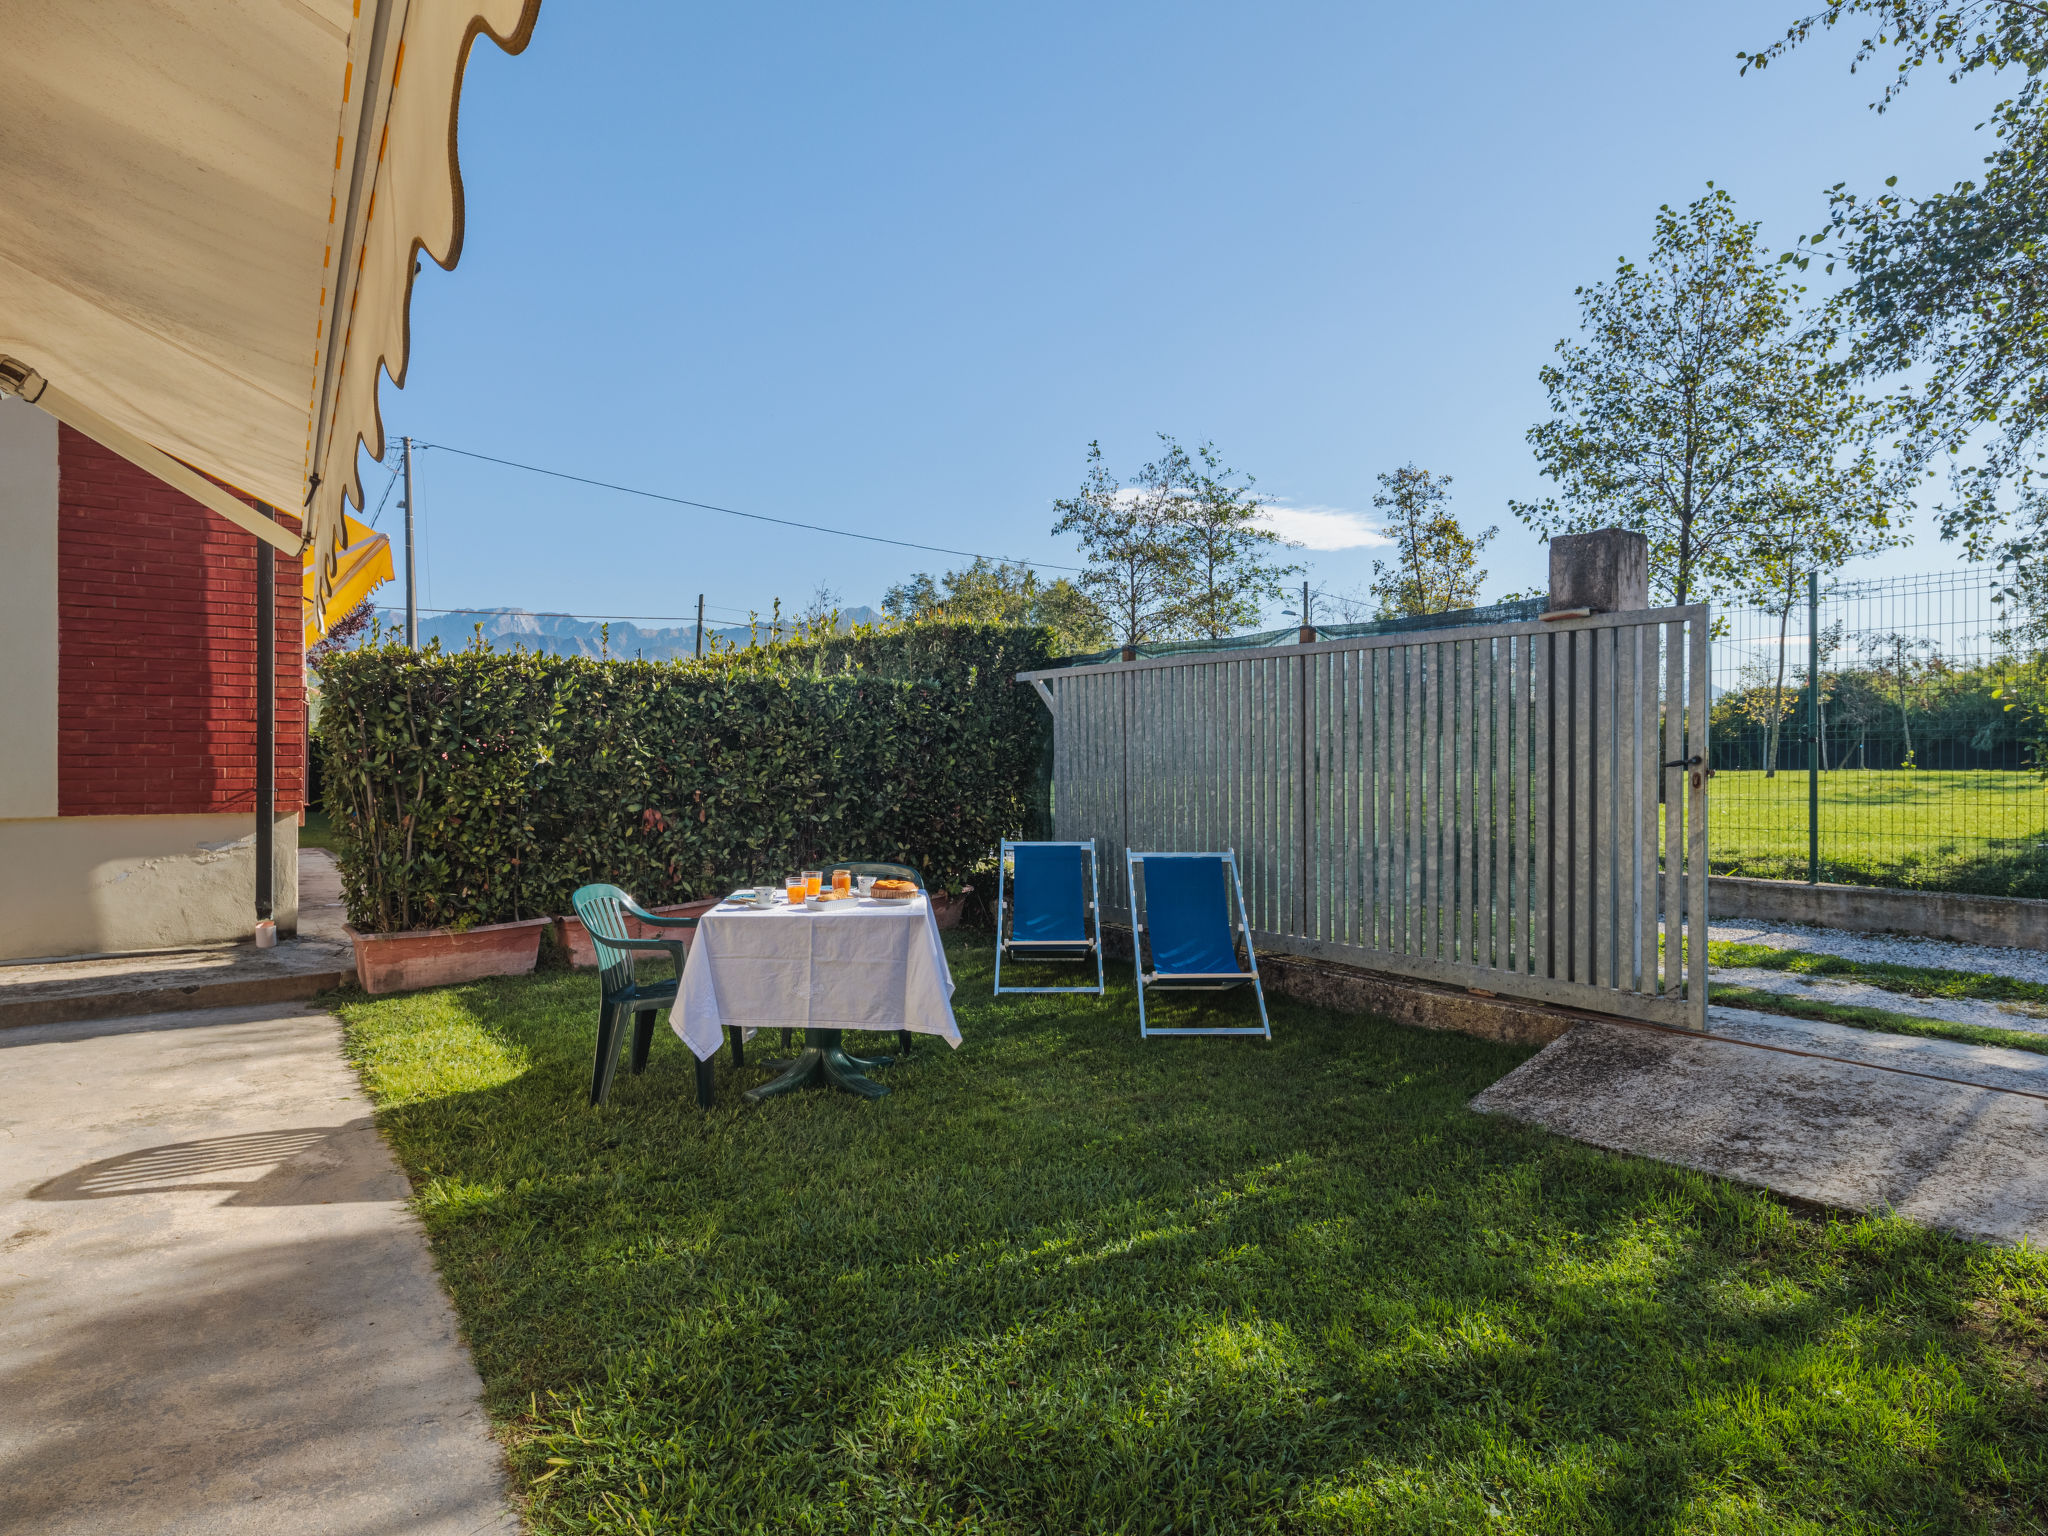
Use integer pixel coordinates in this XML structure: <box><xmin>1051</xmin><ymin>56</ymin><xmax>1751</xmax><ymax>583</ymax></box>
<box><xmin>299</xmin><ymin>807</ymin><xmax>339</xmax><ymax>853</ymax></box>
<box><xmin>1706</xmin><ymin>769</ymin><xmax>2048</xmax><ymax>896</ymax></box>
<box><xmin>1705</xmin><ymin>940</ymin><xmax>2048</xmax><ymax>1056</ymax></box>
<box><xmin>336</xmin><ymin>940</ymin><xmax>2048</xmax><ymax>1534</ymax></box>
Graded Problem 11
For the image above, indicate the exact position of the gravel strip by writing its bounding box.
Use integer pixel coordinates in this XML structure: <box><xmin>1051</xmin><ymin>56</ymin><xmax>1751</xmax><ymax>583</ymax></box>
<box><xmin>1700</xmin><ymin>917</ymin><xmax>2048</xmax><ymax>986</ymax></box>
<box><xmin>1712</xmin><ymin>966</ymin><xmax>2048</xmax><ymax>1037</ymax></box>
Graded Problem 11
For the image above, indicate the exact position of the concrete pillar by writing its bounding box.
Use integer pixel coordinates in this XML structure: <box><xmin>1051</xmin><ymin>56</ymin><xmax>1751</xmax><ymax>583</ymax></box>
<box><xmin>1548</xmin><ymin>528</ymin><xmax>1648</xmax><ymax>614</ymax></box>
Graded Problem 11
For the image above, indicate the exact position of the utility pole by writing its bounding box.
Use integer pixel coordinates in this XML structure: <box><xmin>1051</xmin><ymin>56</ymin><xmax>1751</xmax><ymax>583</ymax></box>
<box><xmin>1808</xmin><ymin>569</ymin><xmax>1820</xmax><ymax>884</ymax></box>
<box><xmin>402</xmin><ymin>435</ymin><xmax>417</xmax><ymax>647</ymax></box>
<box><xmin>1297</xmin><ymin>580</ymin><xmax>1315</xmax><ymax>646</ymax></box>
<box><xmin>695</xmin><ymin>593</ymin><xmax>704</xmax><ymax>658</ymax></box>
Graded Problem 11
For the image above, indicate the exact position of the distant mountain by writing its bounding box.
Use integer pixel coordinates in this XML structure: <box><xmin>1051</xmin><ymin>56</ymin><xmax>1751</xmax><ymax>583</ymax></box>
<box><xmin>355</xmin><ymin>605</ymin><xmax>887</xmax><ymax>662</ymax></box>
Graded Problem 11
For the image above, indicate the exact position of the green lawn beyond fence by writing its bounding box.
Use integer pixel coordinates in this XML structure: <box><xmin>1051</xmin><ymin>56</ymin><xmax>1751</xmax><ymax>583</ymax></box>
<box><xmin>337</xmin><ymin>941</ymin><xmax>2048</xmax><ymax>1533</ymax></box>
<box><xmin>1708</xmin><ymin>769</ymin><xmax>2048</xmax><ymax>898</ymax></box>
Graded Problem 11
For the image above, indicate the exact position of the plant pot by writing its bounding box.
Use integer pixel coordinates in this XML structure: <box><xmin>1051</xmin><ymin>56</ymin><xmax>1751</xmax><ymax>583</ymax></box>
<box><xmin>929</xmin><ymin>885</ymin><xmax>973</xmax><ymax>932</ymax></box>
<box><xmin>554</xmin><ymin>898</ymin><xmax>721</xmax><ymax>969</ymax></box>
<box><xmin>343</xmin><ymin>916</ymin><xmax>552</xmax><ymax>995</ymax></box>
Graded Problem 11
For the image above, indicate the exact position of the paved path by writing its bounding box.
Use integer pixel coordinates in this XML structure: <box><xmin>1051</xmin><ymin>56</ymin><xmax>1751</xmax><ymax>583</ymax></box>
<box><xmin>1703</xmin><ymin>916</ymin><xmax>2048</xmax><ymax>985</ymax></box>
<box><xmin>0</xmin><ymin>851</ymin><xmax>355</xmax><ymax>1029</ymax></box>
<box><xmin>1474</xmin><ymin>1006</ymin><xmax>2048</xmax><ymax>1247</ymax></box>
<box><xmin>1714</xmin><ymin>964</ymin><xmax>2048</xmax><ymax>1035</ymax></box>
<box><xmin>0</xmin><ymin>1001</ymin><xmax>517</xmax><ymax>1535</ymax></box>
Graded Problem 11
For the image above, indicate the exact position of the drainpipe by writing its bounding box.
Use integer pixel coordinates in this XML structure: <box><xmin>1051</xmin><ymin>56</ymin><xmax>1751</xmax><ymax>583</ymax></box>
<box><xmin>256</xmin><ymin>505</ymin><xmax>276</xmax><ymax>932</ymax></box>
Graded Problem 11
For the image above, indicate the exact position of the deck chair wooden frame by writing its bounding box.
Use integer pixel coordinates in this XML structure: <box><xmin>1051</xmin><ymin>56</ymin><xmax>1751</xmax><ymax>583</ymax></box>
<box><xmin>1125</xmin><ymin>850</ymin><xmax>1271</xmax><ymax>1039</ymax></box>
<box><xmin>993</xmin><ymin>839</ymin><xmax>1105</xmax><ymax>996</ymax></box>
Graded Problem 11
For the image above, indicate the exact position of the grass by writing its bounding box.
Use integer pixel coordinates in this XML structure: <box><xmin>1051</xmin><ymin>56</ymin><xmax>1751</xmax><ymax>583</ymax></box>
<box><xmin>1706</xmin><ymin>941</ymin><xmax>2048</xmax><ymax>1011</ymax></box>
<box><xmin>1709</xmin><ymin>983</ymin><xmax>2048</xmax><ymax>1057</ymax></box>
<box><xmin>335</xmin><ymin>939</ymin><xmax>2048</xmax><ymax>1534</ymax></box>
<box><xmin>1704</xmin><ymin>940</ymin><xmax>2048</xmax><ymax>1054</ymax></box>
<box><xmin>299</xmin><ymin>807</ymin><xmax>339</xmax><ymax>853</ymax></box>
<box><xmin>1706</xmin><ymin>769</ymin><xmax>2048</xmax><ymax>896</ymax></box>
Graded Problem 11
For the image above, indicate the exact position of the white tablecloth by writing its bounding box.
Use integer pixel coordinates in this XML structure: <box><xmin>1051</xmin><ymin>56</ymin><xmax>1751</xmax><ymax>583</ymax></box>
<box><xmin>671</xmin><ymin>893</ymin><xmax>960</xmax><ymax>1062</ymax></box>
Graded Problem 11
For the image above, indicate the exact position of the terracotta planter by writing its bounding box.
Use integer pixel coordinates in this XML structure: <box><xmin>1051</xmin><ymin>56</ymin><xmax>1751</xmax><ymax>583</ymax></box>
<box><xmin>929</xmin><ymin>885</ymin><xmax>973</xmax><ymax>932</ymax></box>
<box><xmin>554</xmin><ymin>898</ymin><xmax>720</xmax><ymax>970</ymax></box>
<box><xmin>343</xmin><ymin>916</ymin><xmax>551</xmax><ymax>996</ymax></box>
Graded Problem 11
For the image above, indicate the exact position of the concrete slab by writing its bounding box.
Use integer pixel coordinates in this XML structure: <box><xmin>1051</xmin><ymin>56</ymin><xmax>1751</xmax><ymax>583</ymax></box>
<box><xmin>0</xmin><ymin>1002</ymin><xmax>517</xmax><ymax>1535</ymax></box>
<box><xmin>0</xmin><ymin>939</ymin><xmax>353</xmax><ymax>1030</ymax></box>
<box><xmin>1472</xmin><ymin>1013</ymin><xmax>2048</xmax><ymax>1248</ymax></box>
<box><xmin>298</xmin><ymin>848</ymin><xmax>349</xmax><ymax>946</ymax></box>
<box><xmin>1705</xmin><ymin>1005</ymin><xmax>2048</xmax><ymax>1096</ymax></box>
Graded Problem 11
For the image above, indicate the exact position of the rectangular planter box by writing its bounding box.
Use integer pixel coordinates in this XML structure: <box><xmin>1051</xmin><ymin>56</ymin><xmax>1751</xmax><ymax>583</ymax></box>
<box><xmin>554</xmin><ymin>898</ymin><xmax>721</xmax><ymax>969</ymax></box>
<box><xmin>344</xmin><ymin>916</ymin><xmax>552</xmax><ymax>995</ymax></box>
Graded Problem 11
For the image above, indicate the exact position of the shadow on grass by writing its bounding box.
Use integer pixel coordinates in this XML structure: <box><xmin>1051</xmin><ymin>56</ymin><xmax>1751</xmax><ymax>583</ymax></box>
<box><xmin>337</xmin><ymin>941</ymin><xmax>2048</xmax><ymax>1535</ymax></box>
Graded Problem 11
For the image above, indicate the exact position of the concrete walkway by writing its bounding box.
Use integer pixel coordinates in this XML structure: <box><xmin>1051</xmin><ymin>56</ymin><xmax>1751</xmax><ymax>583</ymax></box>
<box><xmin>0</xmin><ymin>851</ymin><xmax>354</xmax><ymax>1030</ymax></box>
<box><xmin>1474</xmin><ymin>1006</ymin><xmax>2048</xmax><ymax>1247</ymax></box>
<box><xmin>0</xmin><ymin>1000</ymin><xmax>517</xmax><ymax>1535</ymax></box>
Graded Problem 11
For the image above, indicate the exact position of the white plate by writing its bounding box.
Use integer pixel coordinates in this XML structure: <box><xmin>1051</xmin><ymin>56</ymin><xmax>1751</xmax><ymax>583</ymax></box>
<box><xmin>866</xmin><ymin>890</ymin><xmax>919</xmax><ymax>903</ymax></box>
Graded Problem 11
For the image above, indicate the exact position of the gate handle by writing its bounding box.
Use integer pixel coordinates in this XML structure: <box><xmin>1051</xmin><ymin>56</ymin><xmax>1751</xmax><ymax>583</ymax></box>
<box><xmin>1663</xmin><ymin>755</ymin><xmax>1702</xmax><ymax>769</ymax></box>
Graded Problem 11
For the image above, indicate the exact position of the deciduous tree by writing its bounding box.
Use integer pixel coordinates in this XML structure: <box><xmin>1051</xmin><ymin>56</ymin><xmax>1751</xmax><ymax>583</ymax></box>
<box><xmin>1753</xmin><ymin>2</ymin><xmax>2048</xmax><ymax>590</ymax></box>
<box><xmin>1368</xmin><ymin>465</ymin><xmax>1495</xmax><ymax>617</ymax></box>
<box><xmin>1050</xmin><ymin>440</ymin><xmax>1189</xmax><ymax>648</ymax></box>
<box><xmin>1166</xmin><ymin>438</ymin><xmax>1301</xmax><ymax>639</ymax></box>
<box><xmin>1513</xmin><ymin>187</ymin><xmax>1909</xmax><ymax>605</ymax></box>
<box><xmin>882</xmin><ymin>557</ymin><xmax>1108</xmax><ymax>655</ymax></box>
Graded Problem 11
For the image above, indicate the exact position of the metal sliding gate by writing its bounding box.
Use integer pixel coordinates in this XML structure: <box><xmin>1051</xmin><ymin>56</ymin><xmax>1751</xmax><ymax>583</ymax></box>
<box><xmin>1019</xmin><ymin>606</ymin><xmax>1711</xmax><ymax>1028</ymax></box>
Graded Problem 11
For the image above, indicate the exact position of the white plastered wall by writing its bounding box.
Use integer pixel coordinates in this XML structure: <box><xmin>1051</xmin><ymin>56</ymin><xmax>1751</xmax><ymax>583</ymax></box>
<box><xmin>0</xmin><ymin>396</ymin><xmax>58</xmax><ymax>818</ymax></box>
<box><xmin>0</xmin><ymin>398</ymin><xmax>298</xmax><ymax>961</ymax></box>
<box><xmin>0</xmin><ymin>815</ymin><xmax>299</xmax><ymax>960</ymax></box>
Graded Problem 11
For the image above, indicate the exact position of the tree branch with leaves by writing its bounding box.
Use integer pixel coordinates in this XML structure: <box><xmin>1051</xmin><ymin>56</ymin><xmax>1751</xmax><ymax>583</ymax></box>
<box><xmin>1513</xmin><ymin>186</ymin><xmax>1911</xmax><ymax>606</ymax></box>
<box><xmin>1368</xmin><ymin>465</ymin><xmax>1495</xmax><ymax>617</ymax></box>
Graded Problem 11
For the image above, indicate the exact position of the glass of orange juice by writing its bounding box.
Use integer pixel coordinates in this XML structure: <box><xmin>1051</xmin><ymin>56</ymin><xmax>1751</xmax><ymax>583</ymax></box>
<box><xmin>804</xmin><ymin>869</ymin><xmax>823</xmax><ymax>899</ymax></box>
<box><xmin>784</xmin><ymin>874</ymin><xmax>805</xmax><ymax>904</ymax></box>
<box><xmin>832</xmin><ymin>868</ymin><xmax>852</xmax><ymax>897</ymax></box>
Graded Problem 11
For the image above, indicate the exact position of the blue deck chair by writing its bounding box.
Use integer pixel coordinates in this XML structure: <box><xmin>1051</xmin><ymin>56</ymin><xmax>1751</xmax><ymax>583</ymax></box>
<box><xmin>993</xmin><ymin>839</ymin><xmax>1104</xmax><ymax>995</ymax></box>
<box><xmin>1125</xmin><ymin>851</ymin><xmax>1271</xmax><ymax>1039</ymax></box>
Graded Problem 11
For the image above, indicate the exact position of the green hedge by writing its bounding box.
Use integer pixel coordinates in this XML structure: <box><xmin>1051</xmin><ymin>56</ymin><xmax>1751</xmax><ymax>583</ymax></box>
<box><xmin>317</xmin><ymin>624</ymin><xmax>1053</xmax><ymax>933</ymax></box>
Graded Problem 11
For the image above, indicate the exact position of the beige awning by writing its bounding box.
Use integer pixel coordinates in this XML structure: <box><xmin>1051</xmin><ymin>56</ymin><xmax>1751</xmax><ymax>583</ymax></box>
<box><xmin>0</xmin><ymin>0</ymin><xmax>541</xmax><ymax>625</ymax></box>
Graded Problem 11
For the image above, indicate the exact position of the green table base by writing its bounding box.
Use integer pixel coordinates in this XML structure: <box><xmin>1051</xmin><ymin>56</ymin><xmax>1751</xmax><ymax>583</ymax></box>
<box><xmin>744</xmin><ymin>1028</ymin><xmax>895</xmax><ymax>1101</ymax></box>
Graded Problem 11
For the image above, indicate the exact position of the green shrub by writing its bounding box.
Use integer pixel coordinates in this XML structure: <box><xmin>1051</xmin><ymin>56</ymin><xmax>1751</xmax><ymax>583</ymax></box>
<box><xmin>317</xmin><ymin>623</ymin><xmax>1052</xmax><ymax>932</ymax></box>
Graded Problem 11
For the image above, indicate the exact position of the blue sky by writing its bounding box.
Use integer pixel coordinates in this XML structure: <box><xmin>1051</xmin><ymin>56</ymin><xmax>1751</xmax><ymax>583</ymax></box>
<box><xmin>377</xmin><ymin>1</ymin><xmax>2008</xmax><ymax>631</ymax></box>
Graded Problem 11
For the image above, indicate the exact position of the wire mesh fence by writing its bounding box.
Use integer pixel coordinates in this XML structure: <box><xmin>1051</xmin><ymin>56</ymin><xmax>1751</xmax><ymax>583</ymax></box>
<box><xmin>1709</xmin><ymin>566</ymin><xmax>2048</xmax><ymax>898</ymax></box>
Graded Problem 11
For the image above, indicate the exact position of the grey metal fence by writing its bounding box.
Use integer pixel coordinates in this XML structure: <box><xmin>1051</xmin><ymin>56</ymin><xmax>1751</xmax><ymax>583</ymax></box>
<box><xmin>1710</xmin><ymin>567</ymin><xmax>2047</xmax><ymax>897</ymax></box>
<box><xmin>1021</xmin><ymin>605</ymin><xmax>1711</xmax><ymax>1029</ymax></box>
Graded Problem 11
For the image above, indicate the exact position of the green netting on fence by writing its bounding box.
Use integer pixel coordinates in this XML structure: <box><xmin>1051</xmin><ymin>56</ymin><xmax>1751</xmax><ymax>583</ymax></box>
<box><xmin>1053</xmin><ymin>597</ymin><xmax>1550</xmax><ymax>667</ymax></box>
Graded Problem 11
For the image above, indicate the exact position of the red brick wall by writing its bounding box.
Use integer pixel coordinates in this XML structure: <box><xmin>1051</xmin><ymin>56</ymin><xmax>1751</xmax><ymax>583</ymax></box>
<box><xmin>57</xmin><ymin>426</ymin><xmax>305</xmax><ymax>817</ymax></box>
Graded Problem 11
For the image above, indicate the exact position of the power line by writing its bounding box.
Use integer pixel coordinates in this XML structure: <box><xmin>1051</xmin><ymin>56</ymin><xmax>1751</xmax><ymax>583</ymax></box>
<box><xmin>396</xmin><ymin>604</ymin><xmax>766</xmax><ymax>623</ymax></box>
<box><xmin>366</xmin><ymin>460</ymin><xmax>401</xmax><ymax>529</ymax></box>
<box><xmin>411</xmin><ymin>440</ymin><xmax>1084</xmax><ymax>573</ymax></box>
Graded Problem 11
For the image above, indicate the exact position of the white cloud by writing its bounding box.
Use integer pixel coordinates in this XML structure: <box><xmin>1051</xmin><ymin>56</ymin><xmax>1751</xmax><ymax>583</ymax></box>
<box><xmin>1254</xmin><ymin>503</ymin><xmax>1390</xmax><ymax>552</ymax></box>
<box><xmin>1090</xmin><ymin>487</ymin><xmax>1389</xmax><ymax>552</ymax></box>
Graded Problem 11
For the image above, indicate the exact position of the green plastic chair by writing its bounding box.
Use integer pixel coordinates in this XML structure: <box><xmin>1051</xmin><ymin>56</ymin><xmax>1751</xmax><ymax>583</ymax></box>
<box><xmin>572</xmin><ymin>883</ymin><xmax>734</xmax><ymax>1108</ymax></box>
